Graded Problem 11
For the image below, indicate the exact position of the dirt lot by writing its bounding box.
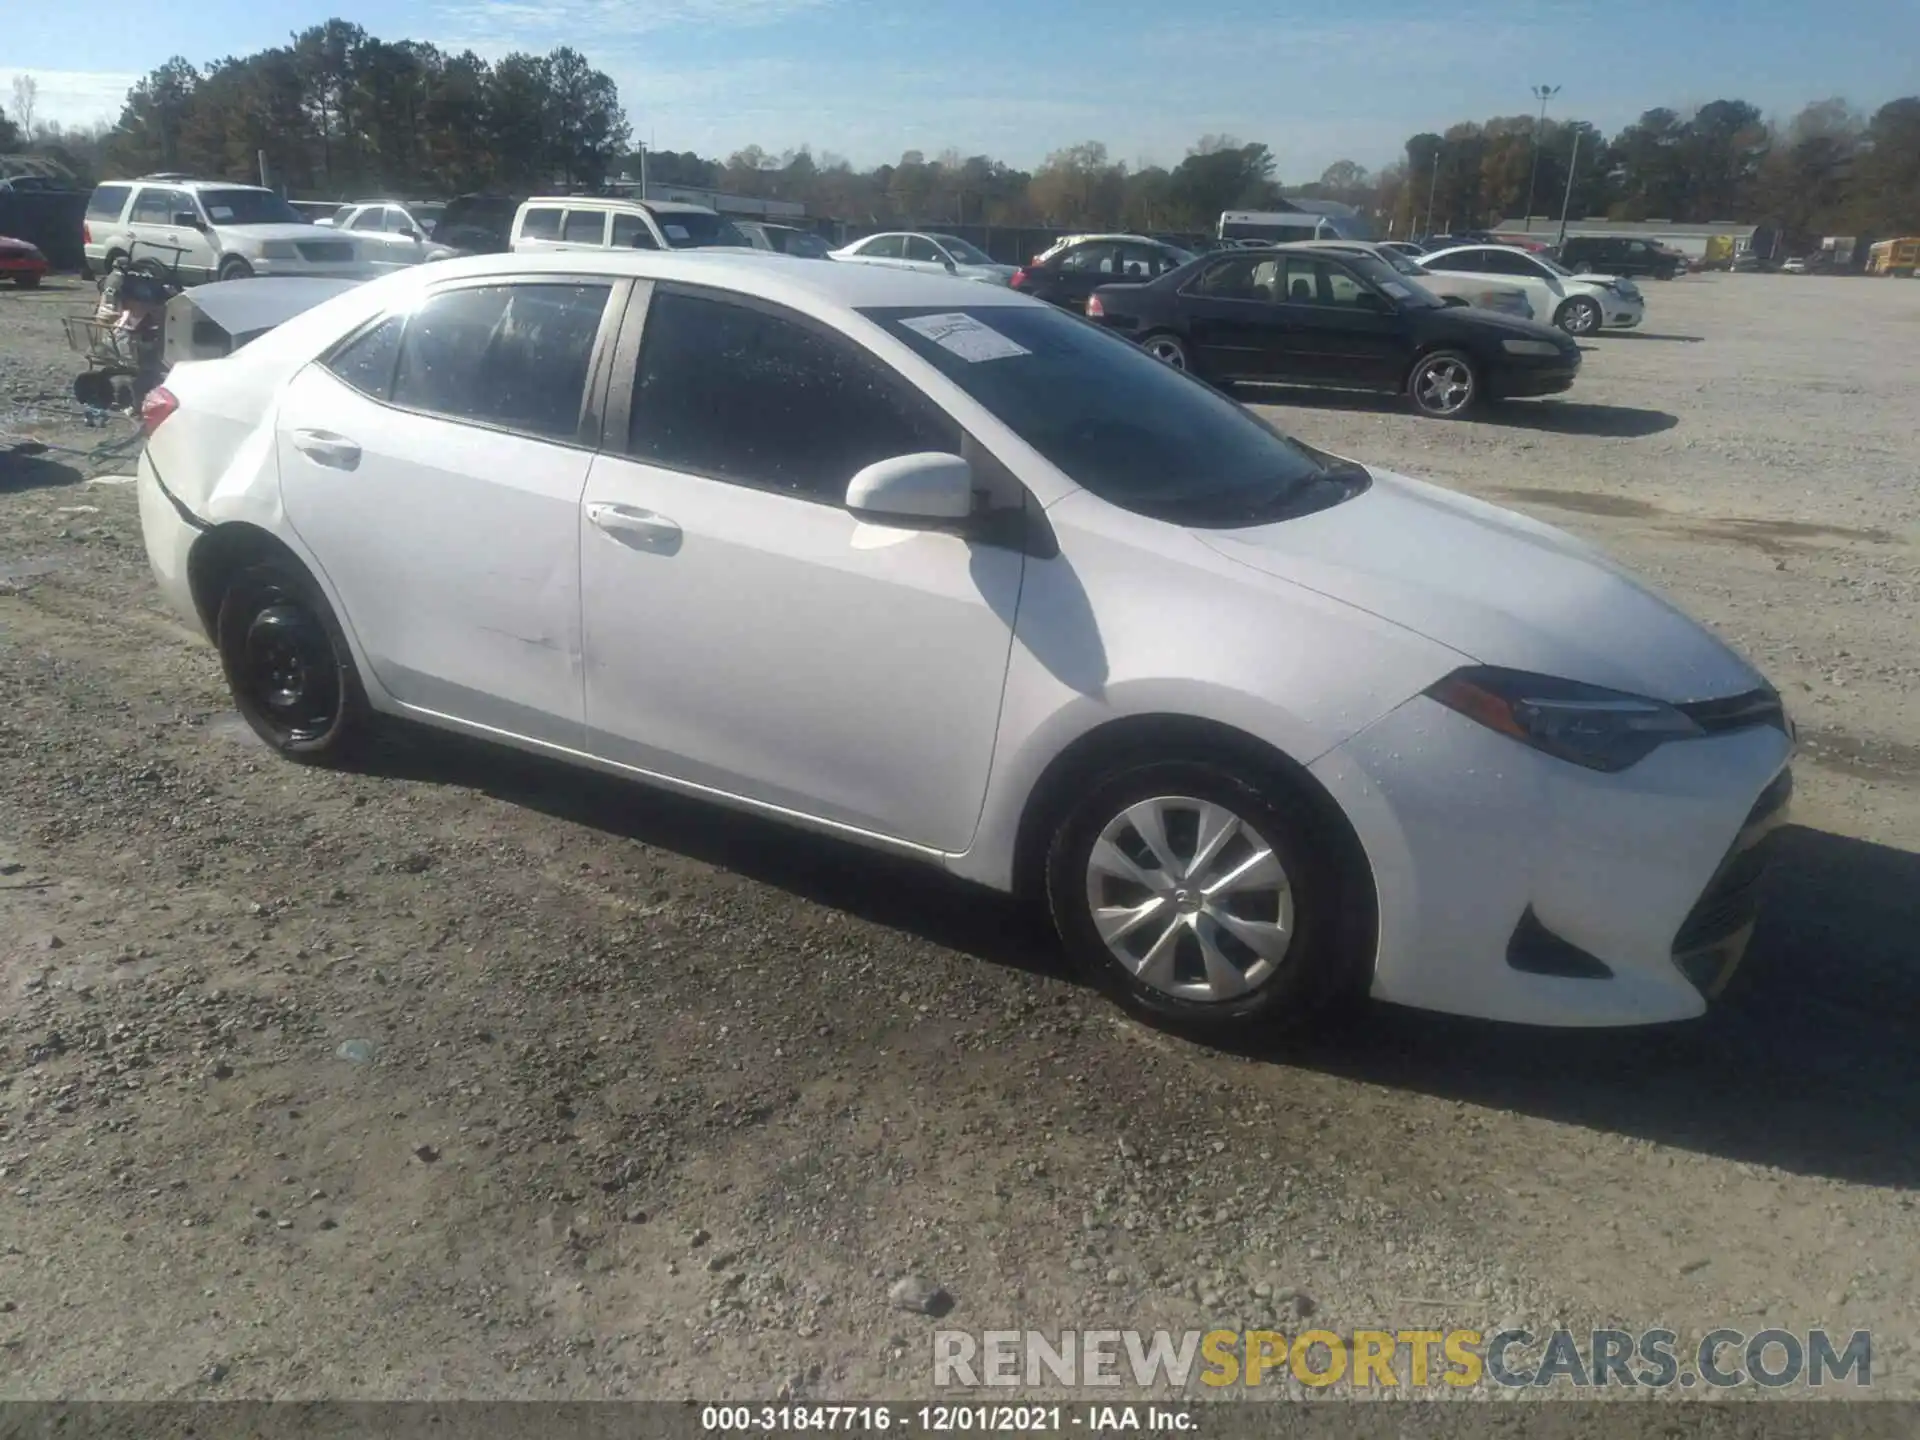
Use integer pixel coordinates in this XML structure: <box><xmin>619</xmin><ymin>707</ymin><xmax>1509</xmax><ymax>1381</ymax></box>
<box><xmin>2</xmin><ymin>272</ymin><xmax>1917</xmax><ymax>1405</ymax></box>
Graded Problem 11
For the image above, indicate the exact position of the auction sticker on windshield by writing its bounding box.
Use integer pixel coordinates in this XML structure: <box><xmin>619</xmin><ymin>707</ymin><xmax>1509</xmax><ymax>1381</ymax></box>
<box><xmin>898</xmin><ymin>312</ymin><xmax>1031</xmax><ymax>363</ymax></box>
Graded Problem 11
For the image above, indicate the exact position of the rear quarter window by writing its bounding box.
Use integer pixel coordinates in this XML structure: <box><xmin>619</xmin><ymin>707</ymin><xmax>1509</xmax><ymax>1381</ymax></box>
<box><xmin>87</xmin><ymin>185</ymin><xmax>132</xmax><ymax>221</ymax></box>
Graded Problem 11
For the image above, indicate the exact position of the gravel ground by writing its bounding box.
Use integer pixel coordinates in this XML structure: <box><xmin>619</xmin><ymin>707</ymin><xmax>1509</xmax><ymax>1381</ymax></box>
<box><xmin>1</xmin><ymin>272</ymin><xmax>1917</xmax><ymax>1407</ymax></box>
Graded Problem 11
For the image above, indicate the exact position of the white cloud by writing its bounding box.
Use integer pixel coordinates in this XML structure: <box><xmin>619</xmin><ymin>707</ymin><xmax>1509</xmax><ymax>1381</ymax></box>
<box><xmin>0</xmin><ymin>69</ymin><xmax>139</xmax><ymax>130</ymax></box>
<box><xmin>435</xmin><ymin>0</ymin><xmax>841</xmax><ymax>55</ymax></box>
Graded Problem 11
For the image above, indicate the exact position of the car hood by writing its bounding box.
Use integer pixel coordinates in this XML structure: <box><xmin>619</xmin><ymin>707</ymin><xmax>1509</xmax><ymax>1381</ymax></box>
<box><xmin>1197</xmin><ymin>468</ymin><xmax>1764</xmax><ymax>702</ymax></box>
<box><xmin>1425</xmin><ymin>303</ymin><xmax>1577</xmax><ymax>348</ymax></box>
<box><xmin>216</xmin><ymin>223</ymin><xmax>356</xmax><ymax>243</ymax></box>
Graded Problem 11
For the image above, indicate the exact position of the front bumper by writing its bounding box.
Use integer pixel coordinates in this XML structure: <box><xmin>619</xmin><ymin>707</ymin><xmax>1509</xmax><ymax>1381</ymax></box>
<box><xmin>1603</xmin><ymin>296</ymin><xmax>1645</xmax><ymax>328</ymax></box>
<box><xmin>1309</xmin><ymin>695</ymin><xmax>1793</xmax><ymax>1027</ymax></box>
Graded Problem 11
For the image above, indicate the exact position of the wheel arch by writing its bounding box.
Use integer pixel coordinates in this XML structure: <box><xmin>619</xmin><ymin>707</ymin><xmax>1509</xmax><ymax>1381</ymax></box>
<box><xmin>1010</xmin><ymin>712</ymin><xmax>1378</xmax><ymax>976</ymax></box>
<box><xmin>186</xmin><ymin>522</ymin><xmax>311</xmax><ymax>639</ymax></box>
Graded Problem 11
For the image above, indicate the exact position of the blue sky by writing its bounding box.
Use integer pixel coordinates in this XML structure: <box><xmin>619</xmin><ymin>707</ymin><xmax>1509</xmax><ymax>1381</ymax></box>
<box><xmin>5</xmin><ymin>0</ymin><xmax>1916</xmax><ymax>179</ymax></box>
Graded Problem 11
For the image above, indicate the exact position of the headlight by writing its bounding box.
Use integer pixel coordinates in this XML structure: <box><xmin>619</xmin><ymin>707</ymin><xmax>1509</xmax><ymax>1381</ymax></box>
<box><xmin>1427</xmin><ymin>666</ymin><xmax>1703</xmax><ymax>772</ymax></box>
<box><xmin>1502</xmin><ymin>338</ymin><xmax>1563</xmax><ymax>356</ymax></box>
<box><xmin>259</xmin><ymin>241</ymin><xmax>300</xmax><ymax>260</ymax></box>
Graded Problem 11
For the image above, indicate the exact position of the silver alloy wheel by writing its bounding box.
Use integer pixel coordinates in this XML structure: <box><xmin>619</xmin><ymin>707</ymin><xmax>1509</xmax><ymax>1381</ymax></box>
<box><xmin>1084</xmin><ymin>794</ymin><xmax>1294</xmax><ymax>1002</ymax></box>
<box><xmin>1413</xmin><ymin>355</ymin><xmax>1474</xmax><ymax>415</ymax></box>
<box><xmin>1145</xmin><ymin>336</ymin><xmax>1187</xmax><ymax>370</ymax></box>
<box><xmin>1561</xmin><ymin>298</ymin><xmax>1600</xmax><ymax>335</ymax></box>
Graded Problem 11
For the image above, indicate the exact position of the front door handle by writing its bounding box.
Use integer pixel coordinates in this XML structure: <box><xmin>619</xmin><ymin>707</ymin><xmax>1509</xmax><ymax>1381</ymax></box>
<box><xmin>291</xmin><ymin>429</ymin><xmax>362</xmax><ymax>470</ymax></box>
<box><xmin>587</xmin><ymin>502</ymin><xmax>681</xmax><ymax>554</ymax></box>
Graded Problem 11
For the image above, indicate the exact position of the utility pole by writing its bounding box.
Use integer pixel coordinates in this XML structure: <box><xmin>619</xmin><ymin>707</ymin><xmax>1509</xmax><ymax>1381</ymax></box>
<box><xmin>1424</xmin><ymin>149</ymin><xmax>1440</xmax><ymax>237</ymax></box>
<box><xmin>1556</xmin><ymin>126</ymin><xmax>1581</xmax><ymax>249</ymax></box>
<box><xmin>1522</xmin><ymin>83</ymin><xmax>1560</xmax><ymax>232</ymax></box>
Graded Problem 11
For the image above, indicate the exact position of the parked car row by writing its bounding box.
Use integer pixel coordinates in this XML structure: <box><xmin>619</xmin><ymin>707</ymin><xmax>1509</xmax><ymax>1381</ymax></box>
<box><xmin>1084</xmin><ymin>243</ymin><xmax>1583</xmax><ymax>418</ymax></box>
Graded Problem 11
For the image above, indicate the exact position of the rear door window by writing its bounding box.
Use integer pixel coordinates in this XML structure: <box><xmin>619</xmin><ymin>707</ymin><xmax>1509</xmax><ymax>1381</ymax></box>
<box><xmin>520</xmin><ymin>208</ymin><xmax>563</xmax><ymax>241</ymax></box>
<box><xmin>1057</xmin><ymin>243</ymin><xmax>1120</xmax><ymax>275</ymax></box>
<box><xmin>858</xmin><ymin>235</ymin><xmax>905</xmax><ymax>259</ymax></box>
<box><xmin>323</xmin><ymin>315</ymin><xmax>406</xmax><ymax>399</ymax></box>
<box><xmin>563</xmin><ymin>210</ymin><xmax>608</xmax><ymax>245</ymax></box>
<box><xmin>87</xmin><ymin>185</ymin><xmax>132</xmax><ymax>221</ymax></box>
<box><xmin>390</xmin><ymin>283</ymin><xmax>613</xmax><ymax>441</ymax></box>
<box><xmin>903</xmin><ymin>235</ymin><xmax>942</xmax><ymax>264</ymax></box>
<box><xmin>130</xmin><ymin>188</ymin><xmax>181</xmax><ymax>224</ymax></box>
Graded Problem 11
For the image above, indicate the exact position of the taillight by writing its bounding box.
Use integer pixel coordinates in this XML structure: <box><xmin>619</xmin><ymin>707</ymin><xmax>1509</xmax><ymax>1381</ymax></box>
<box><xmin>141</xmin><ymin>386</ymin><xmax>179</xmax><ymax>434</ymax></box>
<box><xmin>1009</xmin><ymin>268</ymin><xmax>1032</xmax><ymax>289</ymax></box>
<box><xmin>1085</xmin><ymin>293</ymin><xmax>1105</xmax><ymax>317</ymax></box>
<box><xmin>83</xmin><ymin>221</ymin><xmax>92</xmax><ymax>245</ymax></box>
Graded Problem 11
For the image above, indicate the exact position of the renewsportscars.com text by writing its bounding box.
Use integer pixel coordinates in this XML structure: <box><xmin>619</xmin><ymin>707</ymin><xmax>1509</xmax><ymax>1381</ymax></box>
<box><xmin>933</xmin><ymin>1327</ymin><xmax>1873</xmax><ymax>1391</ymax></box>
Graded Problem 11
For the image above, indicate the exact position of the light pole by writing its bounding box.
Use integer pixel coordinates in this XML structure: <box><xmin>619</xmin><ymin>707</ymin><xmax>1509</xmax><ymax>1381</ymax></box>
<box><xmin>1522</xmin><ymin>82</ymin><xmax>1559</xmax><ymax>232</ymax></box>
<box><xmin>1424</xmin><ymin>148</ymin><xmax>1440</xmax><ymax>238</ymax></box>
<box><xmin>1556</xmin><ymin>126</ymin><xmax>1582</xmax><ymax>250</ymax></box>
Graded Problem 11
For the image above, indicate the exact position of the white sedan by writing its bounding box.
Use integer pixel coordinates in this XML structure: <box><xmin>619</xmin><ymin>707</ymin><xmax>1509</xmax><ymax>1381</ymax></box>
<box><xmin>1420</xmin><ymin>244</ymin><xmax>1645</xmax><ymax>335</ymax></box>
<box><xmin>133</xmin><ymin>251</ymin><xmax>1791</xmax><ymax>1032</ymax></box>
<box><xmin>330</xmin><ymin>201</ymin><xmax>456</xmax><ymax>271</ymax></box>
<box><xmin>829</xmin><ymin>231</ymin><xmax>1018</xmax><ymax>285</ymax></box>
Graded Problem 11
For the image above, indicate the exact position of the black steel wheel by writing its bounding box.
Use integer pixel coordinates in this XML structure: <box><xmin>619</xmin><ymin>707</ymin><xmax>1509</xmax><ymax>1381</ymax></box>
<box><xmin>216</xmin><ymin>558</ymin><xmax>366</xmax><ymax>760</ymax></box>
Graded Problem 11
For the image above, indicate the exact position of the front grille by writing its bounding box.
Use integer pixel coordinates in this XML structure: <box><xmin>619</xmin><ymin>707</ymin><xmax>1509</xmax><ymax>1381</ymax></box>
<box><xmin>1677</xmin><ymin>689</ymin><xmax>1789</xmax><ymax>737</ymax></box>
<box><xmin>295</xmin><ymin>241</ymin><xmax>353</xmax><ymax>263</ymax></box>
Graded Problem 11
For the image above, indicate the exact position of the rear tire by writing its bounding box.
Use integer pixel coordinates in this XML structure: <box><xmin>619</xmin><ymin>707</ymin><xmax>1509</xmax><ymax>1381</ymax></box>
<box><xmin>215</xmin><ymin>557</ymin><xmax>367</xmax><ymax>762</ymax></box>
<box><xmin>1044</xmin><ymin>757</ymin><xmax>1360</xmax><ymax>1034</ymax></box>
<box><xmin>217</xmin><ymin>255</ymin><xmax>255</xmax><ymax>282</ymax></box>
<box><xmin>1139</xmin><ymin>331</ymin><xmax>1191</xmax><ymax>372</ymax></box>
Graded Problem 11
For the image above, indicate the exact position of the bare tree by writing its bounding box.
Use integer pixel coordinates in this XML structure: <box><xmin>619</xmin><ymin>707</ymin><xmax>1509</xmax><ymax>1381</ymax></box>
<box><xmin>10</xmin><ymin>74</ymin><xmax>38</xmax><ymax>141</ymax></box>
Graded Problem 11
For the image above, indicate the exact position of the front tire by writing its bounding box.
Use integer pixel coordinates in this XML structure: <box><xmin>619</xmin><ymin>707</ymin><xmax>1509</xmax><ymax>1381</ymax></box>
<box><xmin>1556</xmin><ymin>296</ymin><xmax>1602</xmax><ymax>335</ymax></box>
<box><xmin>217</xmin><ymin>255</ymin><xmax>255</xmax><ymax>282</ymax></box>
<box><xmin>1045</xmin><ymin>759</ymin><xmax>1355</xmax><ymax>1033</ymax></box>
<box><xmin>215</xmin><ymin>558</ymin><xmax>366</xmax><ymax>761</ymax></box>
<box><xmin>1407</xmin><ymin>349</ymin><xmax>1479</xmax><ymax>418</ymax></box>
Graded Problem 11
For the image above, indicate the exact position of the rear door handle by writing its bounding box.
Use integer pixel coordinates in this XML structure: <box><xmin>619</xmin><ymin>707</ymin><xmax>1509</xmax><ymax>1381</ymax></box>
<box><xmin>291</xmin><ymin>429</ymin><xmax>362</xmax><ymax>470</ymax></box>
<box><xmin>587</xmin><ymin>502</ymin><xmax>681</xmax><ymax>553</ymax></box>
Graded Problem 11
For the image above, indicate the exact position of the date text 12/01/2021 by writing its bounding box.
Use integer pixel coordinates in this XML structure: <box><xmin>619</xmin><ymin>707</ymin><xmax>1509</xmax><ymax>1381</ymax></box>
<box><xmin>700</xmin><ymin>1406</ymin><xmax>1193</xmax><ymax>1431</ymax></box>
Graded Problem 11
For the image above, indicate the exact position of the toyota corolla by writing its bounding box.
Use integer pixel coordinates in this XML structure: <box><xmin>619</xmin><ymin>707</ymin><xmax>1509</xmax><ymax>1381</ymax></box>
<box><xmin>133</xmin><ymin>251</ymin><xmax>1792</xmax><ymax>1032</ymax></box>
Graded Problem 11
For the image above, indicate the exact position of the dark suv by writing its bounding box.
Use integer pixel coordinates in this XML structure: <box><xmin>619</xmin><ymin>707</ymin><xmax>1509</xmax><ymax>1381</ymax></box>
<box><xmin>1557</xmin><ymin>235</ymin><xmax>1683</xmax><ymax>280</ymax></box>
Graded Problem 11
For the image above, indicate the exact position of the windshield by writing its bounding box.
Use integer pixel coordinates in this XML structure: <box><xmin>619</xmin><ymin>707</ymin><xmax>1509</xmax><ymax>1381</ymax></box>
<box><xmin>198</xmin><ymin>188</ymin><xmax>303</xmax><ymax>226</ymax></box>
<box><xmin>863</xmin><ymin>304</ymin><xmax>1365</xmax><ymax>527</ymax></box>
<box><xmin>930</xmin><ymin>234</ymin><xmax>996</xmax><ymax>266</ymax></box>
<box><xmin>654</xmin><ymin>210</ymin><xmax>751</xmax><ymax>249</ymax></box>
<box><xmin>1342</xmin><ymin>252</ymin><xmax>1444</xmax><ymax>309</ymax></box>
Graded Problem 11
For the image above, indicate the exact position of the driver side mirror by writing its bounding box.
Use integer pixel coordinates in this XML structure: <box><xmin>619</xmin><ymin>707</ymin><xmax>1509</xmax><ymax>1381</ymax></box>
<box><xmin>845</xmin><ymin>453</ymin><xmax>976</xmax><ymax>531</ymax></box>
<box><xmin>403</xmin><ymin>227</ymin><xmax>423</xmax><ymax>241</ymax></box>
<box><xmin>172</xmin><ymin>211</ymin><xmax>205</xmax><ymax>230</ymax></box>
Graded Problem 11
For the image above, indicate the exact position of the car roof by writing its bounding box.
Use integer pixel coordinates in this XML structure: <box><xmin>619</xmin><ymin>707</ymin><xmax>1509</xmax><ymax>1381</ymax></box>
<box><xmin>521</xmin><ymin>196</ymin><xmax>719</xmax><ymax>216</ymax></box>
<box><xmin>388</xmin><ymin>248</ymin><xmax>1033</xmax><ymax>309</ymax></box>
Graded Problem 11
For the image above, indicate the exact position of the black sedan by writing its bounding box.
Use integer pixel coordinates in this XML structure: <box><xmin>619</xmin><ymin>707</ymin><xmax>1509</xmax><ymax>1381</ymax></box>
<box><xmin>1086</xmin><ymin>247</ymin><xmax>1582</xmax><ymax>418</ymax></box>
<box><xmin>1011</xmin><ymin>234</ymin><xmax>1195</xmax><ymax>312</ymax></box>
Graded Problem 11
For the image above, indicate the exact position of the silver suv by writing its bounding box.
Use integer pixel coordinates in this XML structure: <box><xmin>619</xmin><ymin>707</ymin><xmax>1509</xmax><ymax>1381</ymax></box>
<box><xmin>84</xmin><ymin>176</ymin><xmax>369</xmax><ymax>283</ymax></box>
